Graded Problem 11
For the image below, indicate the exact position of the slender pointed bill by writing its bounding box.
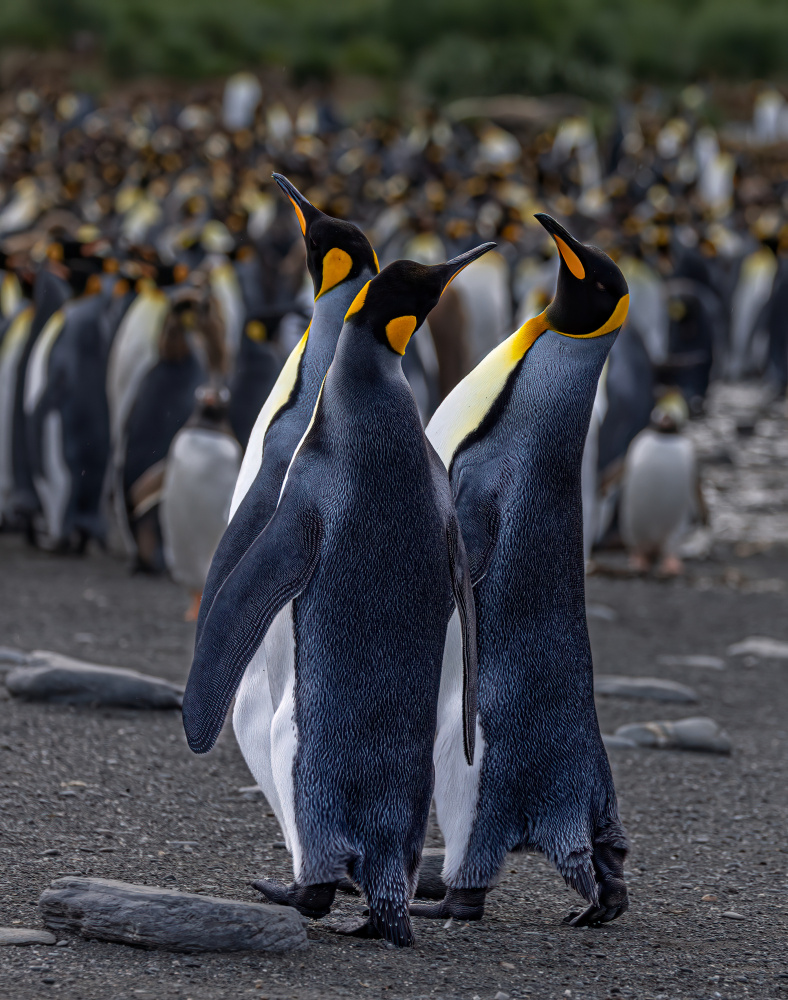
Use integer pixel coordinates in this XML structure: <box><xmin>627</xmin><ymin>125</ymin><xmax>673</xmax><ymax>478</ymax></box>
<box><xmin>439</xmin><ymin>242</ymin><xmax>497</xmax><ymax>296</ymax></box>
<box><xmin>273</xmin><ymin>173</ymin><xmax>310</xmax><ymax>236</ymax></box>
<box><xmin>534</xmin><ymin>213</ymin><xmax>586</xmax><ymax>280</ymax></box>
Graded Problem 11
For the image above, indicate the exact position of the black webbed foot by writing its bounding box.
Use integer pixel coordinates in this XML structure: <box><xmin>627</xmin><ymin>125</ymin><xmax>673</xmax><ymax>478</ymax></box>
<box><xmin>409</xmin><ymin>886</ymin><xmax>486</xmax><ymax>921</ymax></box>
<box><xmin>250</xmin><ymin>879</ymin><xmax>337</xmax><ymax>919</ymax></box>
<box><xmin>564</xmin><ymin>843</ymin><xmax>629</xmax><ymax>928</ymax></box>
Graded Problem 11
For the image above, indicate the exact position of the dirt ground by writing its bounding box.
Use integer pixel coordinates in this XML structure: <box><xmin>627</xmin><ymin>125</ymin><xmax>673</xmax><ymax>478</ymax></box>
<box><xmin>1</xmin><ymin>385</ymin><xmax>788</xmax><ymax>1000</ymax></box>
<box><xmin>1</xmin><ymin>525</ymin><xmax>787</xmax><ymax>1000</ymax></box>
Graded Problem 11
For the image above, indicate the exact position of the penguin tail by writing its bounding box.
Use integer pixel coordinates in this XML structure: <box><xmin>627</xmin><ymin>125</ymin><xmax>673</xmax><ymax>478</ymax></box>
<box><xmin>559</xmin><ymin>851</ymin><xmax>599</xmax><ymax>906</ymax></box>
<box><xmin>368</xmin><ymin>898</ymin><xmax>415</xmax><ymax>948</ymax></box>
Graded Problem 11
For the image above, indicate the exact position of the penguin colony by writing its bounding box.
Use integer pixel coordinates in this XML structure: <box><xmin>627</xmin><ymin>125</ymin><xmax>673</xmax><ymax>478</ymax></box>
<box><xmin>2</xmin><ymin>75</ymin><xmax>787</xmax><ymax>945</ymax></box>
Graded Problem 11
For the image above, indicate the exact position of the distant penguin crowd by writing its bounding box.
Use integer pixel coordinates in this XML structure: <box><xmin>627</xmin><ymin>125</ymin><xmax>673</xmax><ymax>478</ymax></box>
<box><xmin>3</xmin><ymin>73</ymin><xmax>788</xmax><ymax>945</ymax></box>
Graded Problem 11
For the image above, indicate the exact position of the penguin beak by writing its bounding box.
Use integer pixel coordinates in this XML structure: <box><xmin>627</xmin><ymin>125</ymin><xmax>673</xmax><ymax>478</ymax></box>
<box><xmin>436</xmin><ymin>242</ymin><xmax>497</xmax><ymax>295</ymax></box>
<box><xmin>272</xmin><ymin>173</ymin><xmax>320</xmax><ymax>237</ymax></box>
<box><xmin>535</xmin><ymin>213</ymin><xmax>587</xmax><ymax>281</ymax></box>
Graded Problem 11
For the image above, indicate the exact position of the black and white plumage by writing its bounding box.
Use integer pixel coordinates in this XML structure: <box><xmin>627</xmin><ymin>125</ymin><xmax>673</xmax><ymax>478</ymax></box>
<box><xmin>183</xmin><ymin>248</ymin><xmax>492</xmax><ymax>947</ymax></box>
<box><xmin>414</xmin><ymin>215</ymin><xmax>630</xmax><ymax>928</ymax></box>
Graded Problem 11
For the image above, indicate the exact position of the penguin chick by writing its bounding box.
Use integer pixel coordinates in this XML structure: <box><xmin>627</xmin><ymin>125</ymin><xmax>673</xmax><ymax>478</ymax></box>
<box><xmin>620</xmin><ymin>391</ymin><xmax>703</xmax><ymax>577</ymax></box>
<box><xmin>183</xmin><ymin>243</ymin><xmax>495</xmax><ymax>947</ymax></box>
<box><xmin>415</xmin><ymin>214</ymin><xmax>630</xmax><ymax>929</ymax></box>
<box><xmin>194</xmin><ymin>174</ymin><xmax>379</xmax><ymax>648</ymax></box>
<box><xmin>160</xmin><ymin>385</ymin><xmax>242</xmax><ymax>620</ymax></box>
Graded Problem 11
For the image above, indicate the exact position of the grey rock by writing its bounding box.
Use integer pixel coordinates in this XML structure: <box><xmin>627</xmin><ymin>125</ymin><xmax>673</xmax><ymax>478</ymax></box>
<box><xmin>727</xmin><ymin>636</ymin><xmax>788</xmax><ymax>659</ymax></box>
<box><xmin>657</xmin><ymin>654</ymin><xmax>725</xmax><ymax>670</ymax></box>
<box><xmin>0</xmin><ymin>647</ymin><xmax>32</xmax><ymax>670</ymax></box>
<box><xmin>494</xmin><ymin>993</ymin><xmax>511</xmax><ymax>1000</ymax></box>
<box><xmin>0</xmin><ymin>927</ymin><xmax>56</xmax><ymax>946</ymax></box>
<box><xmin>5</xmin><ymin>652</ymin><xmax>183</xmax><ymax>709</ymax></box>
<box><xmin>614</xmin><ymin>717</ymin><xmax>732</xmax><ymax>754</ymax></box>
<box><xmin>595</xmin><ymin>675</ymin><xmax>698</xmax><ymax>703</ymax></box>
<box><xmin>722</xmin><ymin>910</ymin><xmax>746</xmax><ymax>920</ymax></box>
<box><xmin>602</xmin><ymin>734</ymin><xmax>637</xmax><ymax>750</ymax></box>
<box><xmin>238</xmin><ymin>785</ymin><xmax>264</xmax><ymax>798</ymax></box>
<box><xmin>38</xmin><ymin>877</ymin><xmax>306</xmax><ymax>952</ymax></box>
<box><xmin>587</xmin><ymin>603</ymin><xmax>617</xmax><ymax>622</ymax></box>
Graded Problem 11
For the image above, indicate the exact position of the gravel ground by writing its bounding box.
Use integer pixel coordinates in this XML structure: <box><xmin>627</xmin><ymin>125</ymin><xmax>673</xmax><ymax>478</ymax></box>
<box><xmin>1</xmin><ymin>533</ymin><xmax>787</xmax><ymax>1000</ymax></box>
<box><xmin>1</xmin><ymin>384</ymin><xmax>788</xmax><ymax>1000</ymax></box>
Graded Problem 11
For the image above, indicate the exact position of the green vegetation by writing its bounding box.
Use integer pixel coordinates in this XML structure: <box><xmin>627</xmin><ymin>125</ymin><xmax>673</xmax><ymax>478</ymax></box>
<box><xmin>1</xmin><ymin>0</ymin><xmax>787</xmax><ymax>100</ymax></box>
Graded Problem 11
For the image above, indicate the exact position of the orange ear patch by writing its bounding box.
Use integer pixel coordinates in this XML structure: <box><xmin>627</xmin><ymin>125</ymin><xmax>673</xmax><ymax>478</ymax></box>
<box><xmin>317</xmin><ymin>247</ymin><xmax>353</xmax><ymax>298</ymax></box>
<box><xmin>385</xmin><ymin>315</ymin><xmax>417</xmax><ymax>355</ymax></box>
<box><xmin>246</xmin><ymin>320</ymin><xmax>267</xmax><ymax>342</ymax></box>
<box><xmin>372</xmin><ymin>249</ymin><xmax>381</xmax><ymax>274</ymax></box>
<box><xmin>554</xmin><ymin>236</ymin><xmax>585</xmax><ymax>279</ymax></box>
<box><xmin>344</xmin><ymin>280</ymin><xmax>370</xmax><ymax>320</ymax></box>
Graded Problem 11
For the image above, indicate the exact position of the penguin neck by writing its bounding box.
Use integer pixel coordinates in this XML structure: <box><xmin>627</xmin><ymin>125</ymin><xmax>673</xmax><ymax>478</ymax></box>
<box><xmin>330</xmin><ymin>319</ymin><xmax>406</xmax><ymax>390</ymax></box>
<box><xmin>304</xmin><ymin>268</ymin><xmax>375</xmax><ymax>362</ymax></box>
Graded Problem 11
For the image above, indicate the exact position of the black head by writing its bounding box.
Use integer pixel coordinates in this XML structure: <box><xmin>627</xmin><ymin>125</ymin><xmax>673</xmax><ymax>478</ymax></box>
<box><xmin>273</xmin><ymin>173</ymin><xmax>379</xmax><ymax>299</ymax></box>
<box><xmin>343</xmin><ymin>243</ymin><xmax>496</xmax><ymax>355</ymax></box>
<box><xmin>535</xmin><ymin>214</ymin><xmax>629</xmax><ymax>337</ymax></box>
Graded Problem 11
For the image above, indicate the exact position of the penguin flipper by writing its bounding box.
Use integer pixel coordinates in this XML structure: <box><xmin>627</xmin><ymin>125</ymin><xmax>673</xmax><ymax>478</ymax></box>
<box><xmin>453</xmin><ymin>459</ymin><xmax>512</xmax><ymax>585</ymax></box>
<box><xmin>447</xmin><ymin>518</ymin><xmax>478</xmax><ymax>766</ymax></box>
<box><xmin>182</xmin><ymin>489</ymin><xmax>323</xmax><ymax>754</ymax></box>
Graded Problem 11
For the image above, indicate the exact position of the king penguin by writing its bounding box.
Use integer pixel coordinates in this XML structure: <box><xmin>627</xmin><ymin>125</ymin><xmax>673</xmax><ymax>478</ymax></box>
<box><xmin>182</xmin><ymin>245</ymin><xmax>495</xmax><ymax>946</ymax></box>
<box><xmin>413</xmin><ymin>215</ymin><xmax>631</xmax><ymax>928</ymax></box>
<box><xmin>194</xmin><ymin>175</ymin><xmax>379</xmax><ymax>647</ymax></box>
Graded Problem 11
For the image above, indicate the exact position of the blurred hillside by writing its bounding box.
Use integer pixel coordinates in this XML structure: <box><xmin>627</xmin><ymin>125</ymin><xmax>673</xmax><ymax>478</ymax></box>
<box><xmin>0</xmin><ymin>0</ymin><xmax>787</xmax><ymax>102</ymax></box>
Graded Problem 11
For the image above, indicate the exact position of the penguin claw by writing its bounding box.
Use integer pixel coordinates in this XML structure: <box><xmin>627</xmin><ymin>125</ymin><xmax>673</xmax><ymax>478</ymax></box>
<box><xmin>409</xmin><ymin>887</ymin><xmax>486</xmax><ymax>922</ymax></box>
<box><xmin>250</xmin><ymin>878</ymin><xmax>336</xmax><ymax>919</ymax></box>
<box><xmin>564</xmin><ymin>896</ymin><xmax>629</xmax><ymax>928</ymax></box>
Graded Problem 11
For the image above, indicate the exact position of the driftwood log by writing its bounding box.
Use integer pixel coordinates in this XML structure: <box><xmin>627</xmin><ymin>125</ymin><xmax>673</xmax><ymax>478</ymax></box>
<box><xmin>39</xmin><ymin>878</ymin><xmax>307</xmax><ymax>952</ymax></box>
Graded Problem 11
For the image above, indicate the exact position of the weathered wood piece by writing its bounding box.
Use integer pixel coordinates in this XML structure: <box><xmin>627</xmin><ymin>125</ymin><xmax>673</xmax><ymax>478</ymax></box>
<box><xmin>6</xmin><ymin>652</ymin><xmax>183</xmax><ymax>708</ymax></box>
<box><xmin>39</xmin><ymin>878</ymin><xmax>307</xmax><ymax>952</ymax></box>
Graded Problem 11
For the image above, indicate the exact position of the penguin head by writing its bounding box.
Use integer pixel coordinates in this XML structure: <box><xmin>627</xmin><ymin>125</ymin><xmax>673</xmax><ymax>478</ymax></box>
<box><xmin>273</xmin><ymin>173</ymin><xmax>379</xmax><ymax>299</ymax></box>
<box><xmin>535</xmin><ymin>214</ymin><xmax>629</xmax><ymax>337</ymax></box>
<box><xmin>342</xmin><ymin>242</ymin><xmax>496</xmax><ymax>356</ymax></box>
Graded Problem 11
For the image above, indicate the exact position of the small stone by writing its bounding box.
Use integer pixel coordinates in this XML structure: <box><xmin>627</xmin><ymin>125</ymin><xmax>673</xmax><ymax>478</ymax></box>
<box><xmin>727</xmin><ymin>636</ymin><xmax>788</xmax><ymax>660</ymax></box>
<box><xmin>602</xmin><ymin>734</ymin><xmax>637</xmax><ymax>750</ymax></box>
<box><xmin>238</xmin><ymin>785</ymin><xmax>263</xmax><ymax>797</ymax></box>
<box><xmin>0</xmin><ymin>647</ymin><xmax>32</xmax><ymax>668</ymax></box>
<box><xmin>5</xmin><ymin>652</ymin><xmax>183</xmax><ymax>709</ymax></box>
<box><xmin>657</xmin><ymin>654</ymin><xmax>725</xmax><ymax>670</ymax></box>
<box><xmin>587</xmin><ymin>604</ymin><xmax>617</xmax><ymax>622</ymax></box>
<box><xmin>501</xmin><ymin>961</ymin><xmax>515</xmax><ymax>970</ymax></box>
<box><xmin>702</xmin><ymin>894</ymin><xmax>718</xmax><ymax>902</ymax></box>
<box><xmin>614</xmin><ymin>717</ymin><xmax>732</xmax><ymax>754</ymax></box>
<box><xmin>595</xmin><ymin>676</ymin><xmax>698</xmax><ymax>703</ymax></box>
<box><xmin>494</xmin><ymin>993</ymin><xmax>510</xmax><ymax>1000</ymax></box>
<box><xmin>0</xmin><ymin>927</ymin><xmax>57</xmax><ymax>946</ymax></box>
<box><xmin>722</xmin><ymin>911</ymin><xmax>745</xmax><ymax>920</ymax></box>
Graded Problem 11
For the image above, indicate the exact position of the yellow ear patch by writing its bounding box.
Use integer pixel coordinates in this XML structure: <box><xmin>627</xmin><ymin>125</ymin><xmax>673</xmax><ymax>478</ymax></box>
<box><xmin>317</xmin><ymin>247</ymin><xmax>353</xmax><ymax>299</ymax></box>
<box><xmin>246</xmin><ymin>320</ymin><xmax>267</xmax><ymax>342</ymax></box>
<box><xmin>288</xmin><ymin>196</ymin><xmax>307</xmax><ymax>235</ymax></box>
<box><xmin>554</xmin><ymin>236</ymin><xmax>586</xmax><ymax>280</ymax></box>
<box><xmin>561</xmin><ymin>293</ymin><xmax>630</xmax><ymax>339</ymax></box>
<box><xmin>344</xmin><ymin>279</ymin><xmax>370</xmax><ymax>320</ymax></box>
<box><xmin>385</xmin><ymin>315</ymin><xmax>417</xmax><ymax>355</ymax></box>
<box><xmin>372</xmin><ymin>249</ymin><xmax>381</xmax><ymax>274</ymax></box>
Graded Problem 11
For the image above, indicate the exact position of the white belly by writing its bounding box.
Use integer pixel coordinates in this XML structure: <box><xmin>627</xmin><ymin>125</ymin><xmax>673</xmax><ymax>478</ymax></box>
<box><xmin>233</xmin><ymin>601</ymin><xmax>303</xmax><ymax>878</ymax></box>
<box><xmin>620</xmin><ymin>430</ymin><xmax>696</xmax><ymax>554</ymax></box>
<box><xmin>432</xmin><ymin>609</ymin><xmax>485</xmax><ymax>884</ymax></box>
<box><xmin>161</xmin><ymin>428</ymin><xmax>242</xmax><ymax>592</ymax></box>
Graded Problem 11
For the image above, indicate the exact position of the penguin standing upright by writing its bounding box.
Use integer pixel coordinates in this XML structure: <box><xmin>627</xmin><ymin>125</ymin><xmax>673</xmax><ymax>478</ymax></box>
<box><xmin>619</xmin><ymin>392</ymin><xmax>703</xmax><ymax>576</ymax></box>
<box><xmin>228</xmin><ymin>311</ymin><xmax>287</xmax><ymax>450</ymax></box>
<box><xmin>24</xmin><ymin>246</ymin><xmax>112</xmax><ymax>550</ymax></box>
<box><xmin>194</xmin><ymin>175</ymin><xmax>379</xmax><ymax>644</ymax></box>
<box><xmin>160</xmin><ymin>385</ymin><xmax>242</xmax><ymax>620</ymax></box>
<box><xmin>183</xmin><ymin>247</ymin><xmax>491</xmax><ymax>947</ymax></box>
<box><xmin>413</xmin><ymin>215</ymin><xmax>630</xmax><ymax>927</ymax></box>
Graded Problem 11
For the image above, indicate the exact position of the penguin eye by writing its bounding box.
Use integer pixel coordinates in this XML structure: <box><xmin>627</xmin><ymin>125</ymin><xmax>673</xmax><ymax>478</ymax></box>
<box><xmin>595</xmin><ymin>281</ymin><xmax>606</xmax><ymax>292</ymax></box>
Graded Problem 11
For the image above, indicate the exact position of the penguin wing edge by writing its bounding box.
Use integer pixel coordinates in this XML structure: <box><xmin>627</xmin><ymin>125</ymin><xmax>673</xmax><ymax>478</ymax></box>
<box><xmin>447</xmin><ymin>518</ymin><xmax>478</xmax><ymax>766</ymax></box>
<box><xmin>182</xmin><ymin>495</ymin><xmax>323</xmax><ymax>754</ymax></box>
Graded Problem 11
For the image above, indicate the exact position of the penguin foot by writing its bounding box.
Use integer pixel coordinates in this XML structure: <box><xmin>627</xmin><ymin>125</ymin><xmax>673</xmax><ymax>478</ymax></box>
<box><xmin>409</xmin><ymin>887</ymin><xmax>486</xmax><ymax>921</ymax></box>
<box><xmin>250</xmin><ymin>879</ymin><xmax>337</xmax><ymax>919</ymax></box>
<box><xmin>564</xmin><ymin>843</ymin><xmax>629</xmax><ymax>928</ymax></box>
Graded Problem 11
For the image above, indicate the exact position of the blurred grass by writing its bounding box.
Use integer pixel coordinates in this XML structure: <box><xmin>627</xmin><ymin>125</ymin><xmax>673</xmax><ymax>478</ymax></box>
<box><xmin>1</xmin><ymin>0</ymin><xmax>787</xmax><ymax>99</ymax></box>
